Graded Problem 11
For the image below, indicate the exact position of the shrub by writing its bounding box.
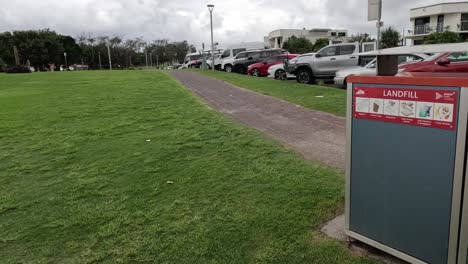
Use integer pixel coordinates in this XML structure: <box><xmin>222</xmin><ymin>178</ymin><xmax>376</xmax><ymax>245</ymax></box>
<box><xmin>6</xmin><ymin>65</ymin><xmax>31</xmax><ymax>74</ymax></box>
<box><xmin>424</xmin><ymin>31</ymin><xmax>463</xmax><ymax>44</ymax></box>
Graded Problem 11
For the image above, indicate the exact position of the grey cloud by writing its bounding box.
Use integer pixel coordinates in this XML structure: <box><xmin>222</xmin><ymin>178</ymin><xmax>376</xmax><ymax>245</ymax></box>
<box><xmin>0</xmin><ymin>0</ymin><xmax>465</xmax><ymax>49</ymax></box>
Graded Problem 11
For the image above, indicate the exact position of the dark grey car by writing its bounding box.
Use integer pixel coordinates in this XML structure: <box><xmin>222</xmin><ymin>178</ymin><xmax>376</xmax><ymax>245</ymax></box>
<box><xmin>233</xmin><ymin>49</ymin><xmax>287</xmax><ymax>74</ymax></box>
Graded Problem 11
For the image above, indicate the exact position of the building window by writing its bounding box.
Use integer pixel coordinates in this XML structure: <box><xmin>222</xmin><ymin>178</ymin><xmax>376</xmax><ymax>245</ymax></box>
<box><xmin>414</xmin><ymin>17</ymin><xmax>430</xmax><ymax>35</ymax></box>
<box><xmin>338</xmin><ymin>32</ymin><xmax>346</xmax><ymax>37</ymax></box>
<box><xmin>437</xmin><ymin>15</ymin><xmax>444</xmax><ymax>33</ymax></box>
<box><xmin>462</xmin><ymin>14</ymin><xmax>468</xmax><ymax>31</ymax></box>
<box><xmin>330</xmin><ymin>32</ymin><xmax>337</xmax><ymax>37</ymax></box>
<box><xmin>413</xmin><ymin>39</ymin><xmax>424</xmax><ymax>45</ymax></box>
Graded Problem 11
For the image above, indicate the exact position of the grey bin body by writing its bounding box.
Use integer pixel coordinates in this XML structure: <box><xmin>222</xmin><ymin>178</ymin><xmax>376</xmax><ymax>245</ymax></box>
<box><xmin>346</xmin><ymin>77</ymin><xmax>468</xmax><ymax>264</ymax></box>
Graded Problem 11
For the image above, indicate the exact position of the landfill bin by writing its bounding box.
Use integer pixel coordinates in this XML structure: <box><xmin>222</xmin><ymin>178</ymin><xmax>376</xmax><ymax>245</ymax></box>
<box><xmin>345</xmin><ymin>73</ymin><xmax>468</xmax><ymax>264</ymax></box>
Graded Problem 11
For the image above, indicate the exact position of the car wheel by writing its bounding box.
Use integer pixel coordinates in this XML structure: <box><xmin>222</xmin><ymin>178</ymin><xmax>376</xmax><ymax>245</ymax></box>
<box><xmin>275</xmin><ymin>69</ymin><xmax>286</xmax><ymax>80</ymax></box>
<box><xmin>251</xmin><ymin>68</ymin><xmax>260</xmax><ymax>77</ymax></box>
<box><xmin>296</xmin><ymin>69</ymin><xmax>314</xmax><ymax>84</ymax></box>
<box><xmin>235</xmin><ymin>65</ymin><xmax>246</xmax><ymax>74</ymax></box>
<box><xmin>225</xmin><ymin>65</ymin><xmax>233</xmax><ymax>73</ymax></box>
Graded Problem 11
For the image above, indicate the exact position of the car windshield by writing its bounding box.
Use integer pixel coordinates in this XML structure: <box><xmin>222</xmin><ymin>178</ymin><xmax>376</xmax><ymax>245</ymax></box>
<box><xmin>235</xmin><ymin>52</ymin><xmax>248</xmax><ymax>59</ymax></box>
<box><xmin>188</xmin><ymin>55</ymin><xmax>202</xmax><ymax>61</ymax></box>
<box><xmin>424</xmin><ymin>53</ymin><xmax>443</xmax><ymax>62</ymax></box>
<box><xmin>364</xmin><ymin>59</ymin><xmax>376</xmax><ymax>68</ymax></box>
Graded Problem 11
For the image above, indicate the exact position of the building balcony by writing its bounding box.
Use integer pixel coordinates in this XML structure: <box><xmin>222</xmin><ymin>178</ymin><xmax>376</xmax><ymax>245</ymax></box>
<box><xmin>407</xmin><ymin>23</ymin><xmax>446</xmax><ymax>38</ymax></box>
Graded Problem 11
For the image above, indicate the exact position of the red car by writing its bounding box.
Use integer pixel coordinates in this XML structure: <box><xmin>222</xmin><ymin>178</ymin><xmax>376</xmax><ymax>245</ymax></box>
<box><xmin>247</xmin><ymin>54</ymin><xmax>297</xmax><ymax>77</ymax></box>
<box><xmin>399</xmin><ymin>52</ymin><xmax>468</xmax><ymax>73</ymax></box>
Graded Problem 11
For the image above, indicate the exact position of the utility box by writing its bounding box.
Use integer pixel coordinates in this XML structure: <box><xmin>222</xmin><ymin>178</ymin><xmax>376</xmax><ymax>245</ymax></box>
<box><xmin>346</xmin><ymin>73</ymin><xmax>468</xmax><ymax>264</ymax></box>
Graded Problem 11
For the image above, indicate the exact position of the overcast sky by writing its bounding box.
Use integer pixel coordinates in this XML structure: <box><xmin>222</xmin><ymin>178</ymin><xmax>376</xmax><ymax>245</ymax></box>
<box><xmin>0</xmin><ymin>0</ymin><xmax>465</xmax><ymax>49</ymax></box>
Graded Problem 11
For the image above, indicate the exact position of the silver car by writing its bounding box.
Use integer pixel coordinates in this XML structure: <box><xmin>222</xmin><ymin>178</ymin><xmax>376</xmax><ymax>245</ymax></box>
<box><xmin>334</xmin><ymin>54</ymin><xmax>430</xmax><ymax>87</ymax></box>
<box><xmin>286</xmin><ymin>43</ymin><xmax>361</xmax><ymax>84</ymax></box>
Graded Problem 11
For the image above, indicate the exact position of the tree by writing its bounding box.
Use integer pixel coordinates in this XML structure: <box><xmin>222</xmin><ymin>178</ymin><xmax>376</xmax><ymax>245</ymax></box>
<box><xmin>312</xmin><ymin>38</ymin><xmax>329</xmax><ymax>52</ymax></box>
<box><xmin>0</xmin><ymin>29</ymin><xmax>196</xmax><ymax>69</ymax></box>
<box><xmin>424</xmin><ymin>31</ymin><xmax>463</xmax><ymax>44</ymax></box>
<box><xmin>282</xmin><ymin>36</ymin><xmax>314</xmax><ymax>54</ymax></box>
<box><xmin>350</xmin><ymin>33</ymin><xmax>375</xmax><ymax>44</ymax></box>
<box><xmin>0</xmin><ymin>29</ymin><xmax>81</xmax><ymax>68</ymax></box>
<box><xmin>380</xmin><ymin>26</ymin><xmax>401</xmax><ymax>49</ymax></box>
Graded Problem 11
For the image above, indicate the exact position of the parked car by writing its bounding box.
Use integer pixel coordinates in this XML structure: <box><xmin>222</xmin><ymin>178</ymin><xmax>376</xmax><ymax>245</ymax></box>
<box><xmin>233</xmin><ymin>49</ymin><xmax>288</xmax><ymax>74</ymax></box>
<box><xmin>334</xmin><ymin>54</ymin><xmax>430</xmax><ymax>86</ymax></box>
<box><xmin>206</xmin><ymin>54</ymin><xmax>222</xmax><ymax>69</ymax></box>
<box><xmin>247</xmin><ymin>54</ymin><xmax>297</xmax><ymax>77</ymax></box>
<box><xmin>286</xmin><ymin>43</ymin><xmax>364</xmax><ymax>84</ymax></box>
<box><xmin>267</xmin><ymin>53</ymin><xmax>316</xmax><ymax>80</ymax></box>
<box><xmin>399</xmin><ymin>52</ymin><xmax>468</xmax><ymax>73</ymax></box>
<box><xmin>220</xmin><ymin>43</ymin><xmax>265</xmax><ymax>72</ymax></box>
<box><xmin>182</xmin><ymin>52</ymin><xmax>203</xmax><ymax>68</ymax></box>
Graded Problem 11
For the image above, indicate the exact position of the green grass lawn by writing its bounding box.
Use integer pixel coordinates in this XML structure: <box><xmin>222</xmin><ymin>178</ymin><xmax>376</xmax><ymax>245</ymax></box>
<box><xmin>194</xmin><ymin>69</ymin><xmax>347</xmax><ymax>117</ymax></box>
<box><xmin>0</xmin><ymin>70</ymin><xmax>374</xmax><ymax>263</ymax></box>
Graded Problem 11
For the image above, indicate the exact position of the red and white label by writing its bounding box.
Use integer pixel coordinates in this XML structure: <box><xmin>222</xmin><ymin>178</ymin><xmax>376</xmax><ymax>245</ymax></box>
<box><xmin>353</xmin><ymin>87</ymin><xmax>458</xmax><ymax>130</ymax></box>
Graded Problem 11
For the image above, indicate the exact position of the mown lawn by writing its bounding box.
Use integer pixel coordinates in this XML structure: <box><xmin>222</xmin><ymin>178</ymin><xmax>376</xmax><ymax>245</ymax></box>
<box><xmin>0</xmin><ymin>70</ymin><xmax>373</xmax><ymax>263</ymax></box>
<box><xmin>195</xmin><ymin>69</ymin><xmax>347</xmax><ymax>117</ymax></box>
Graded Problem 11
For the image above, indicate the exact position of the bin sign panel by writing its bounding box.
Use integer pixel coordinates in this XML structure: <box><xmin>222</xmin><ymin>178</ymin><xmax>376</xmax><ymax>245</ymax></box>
<box><xmin>353</xmin><ymin>86</ymin><xmax>458</xmax><ymax>130</ymax></box>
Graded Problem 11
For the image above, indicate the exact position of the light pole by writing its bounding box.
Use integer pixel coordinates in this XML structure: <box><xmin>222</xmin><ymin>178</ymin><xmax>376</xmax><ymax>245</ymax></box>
<box><xmin>107</xmin><ymin>42</ymin><xmax>112</xmax><ymax>70</ymax></box>
<box><xmin>63</xmin><ymin>52</ymin><xmax>67</xmax><ymax>69</ymax></box>
<box><xmin>207</xmin><ymin>4</ymin><xmax>215</xmax><ymax>71</ymax></box>
<box><xmin>376</xmin><ymin>0</ymin><xmax>382</xmax><ymax>49</ymax></box>
<box><xmin>98</xmin><ymin>52</ymin><xmax>102</xmax><ymax>70</ymax></box>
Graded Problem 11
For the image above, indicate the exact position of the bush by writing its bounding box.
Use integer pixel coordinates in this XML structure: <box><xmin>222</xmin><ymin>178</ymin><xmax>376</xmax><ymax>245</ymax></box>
<box><xmin>6</xmin><ymin>65</ymin><xmax>31</xmax><ymax>74</ymax></box>
<box><xmin>424</xmin><ymin>31</ymin><xmax>463</xmax><ymax>44</ymax></box>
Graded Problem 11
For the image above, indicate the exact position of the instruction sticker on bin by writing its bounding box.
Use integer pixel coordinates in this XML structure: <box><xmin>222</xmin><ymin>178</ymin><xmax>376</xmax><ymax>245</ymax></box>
<box><xmin>353</xmin><ymin>87</ymin><xmax>458</xmax><ymax>130</ymax></box>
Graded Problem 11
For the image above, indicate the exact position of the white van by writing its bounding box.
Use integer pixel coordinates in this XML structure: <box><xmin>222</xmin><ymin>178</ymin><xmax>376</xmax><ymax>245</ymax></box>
<box><xmin>220</xmin><ymin>42</ymin><xmax>265</xmax><ymax>72</ymax></box>
<box><xmin>182</xmin><ymin>52</ymin><xmax>203</xmax><ymax>68</ymax></box>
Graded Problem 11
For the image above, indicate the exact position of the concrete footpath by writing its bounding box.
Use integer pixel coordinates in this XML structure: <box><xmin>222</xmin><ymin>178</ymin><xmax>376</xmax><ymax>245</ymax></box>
<box><xmin>170</xmin><ymin>70</ymin><xmax>346</xmax><ymax>170</ymax></box>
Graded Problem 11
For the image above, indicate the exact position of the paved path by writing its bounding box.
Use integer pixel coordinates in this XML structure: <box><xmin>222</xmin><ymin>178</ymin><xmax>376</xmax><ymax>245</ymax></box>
<box><xmin>170</xmin><ymin>71</ymin><xmax>346</xmax><ymax>170</ymax></box>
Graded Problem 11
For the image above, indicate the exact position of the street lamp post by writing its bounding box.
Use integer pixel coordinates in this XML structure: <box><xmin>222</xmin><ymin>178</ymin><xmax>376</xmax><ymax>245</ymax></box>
<box><xmin>64</xmin><ymin>52</ymin><xmax>67</xmax><ymax>69</ymax></box>
<box><xmin>207</xmin><ymin>4</ymin><xmax>215</xmax><ymax>71</ymax></box>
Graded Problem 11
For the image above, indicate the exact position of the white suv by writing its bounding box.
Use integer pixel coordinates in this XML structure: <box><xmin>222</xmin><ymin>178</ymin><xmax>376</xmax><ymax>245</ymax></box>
<box><xmin>220</xmin><ymin>48</ymin><xmax>248</xmax><ymax>72</ymax></box>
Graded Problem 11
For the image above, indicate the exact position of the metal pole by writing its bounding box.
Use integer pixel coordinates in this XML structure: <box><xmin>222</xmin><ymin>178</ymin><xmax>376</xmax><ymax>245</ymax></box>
<box><xmin>98</xmin><ymin>52</ymin><xmax>102</xmax><ymax>70</ymax></box>
<box><xmin>209</xmin><ymin>8</ymin><xmax>215</xmax><ymax>71</ymax></box>
<box><xmin>145</xmin><ymin>50</ymin><xmax>148</xmax><ymax>69</ymax></box>
<box><xmin>202</xmin><ymin>43</ymin><xmax>207</xmax><ymax>70</ymax></box>
<box><xmin>376</xmin><ymin>0</ymin><xmax>382</xmax><ymax>49</ymax></box>
<box><xmin>107</xmin><ymin>42</ymin><xmax>112</xmax><ymax>71</ymax></box>
<box><xmin>150</xmin><ymin>52</ymin><xmax>153</xmax><ymax>67</ymax></box>
<box><xmin>377</xmin><ymin>20</ymin><xmax>381</xmax><ymax>49</ymax></box>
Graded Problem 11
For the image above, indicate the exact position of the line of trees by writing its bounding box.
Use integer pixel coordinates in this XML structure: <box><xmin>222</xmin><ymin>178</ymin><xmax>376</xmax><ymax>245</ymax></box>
<box><xmin>0</xmin><ymin>29</ymin><xmax>196</xmax><ymax>70</ymax></box>
<box><xmin>281</xmin><ymin>36</ymin><xmax>330</xmax><ymax>54</ymax></box>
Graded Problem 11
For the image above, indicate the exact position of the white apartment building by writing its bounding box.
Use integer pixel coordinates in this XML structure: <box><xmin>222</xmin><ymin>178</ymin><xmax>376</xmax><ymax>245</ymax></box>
<box><xmin>267</xmin><ymin>28</ymin><xmax>349</xmax><ymax>49</ymax></box>
<box><xmin>406</xmin><ymin>2</ymin><xmax>468</xmax><ymax>45</ymax></box>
